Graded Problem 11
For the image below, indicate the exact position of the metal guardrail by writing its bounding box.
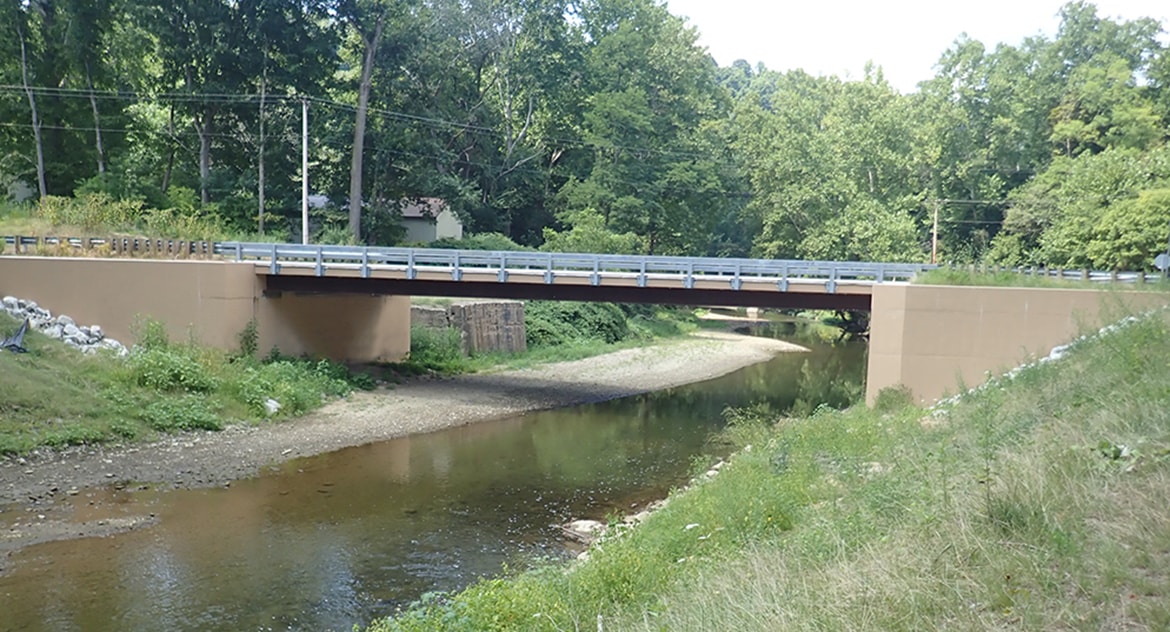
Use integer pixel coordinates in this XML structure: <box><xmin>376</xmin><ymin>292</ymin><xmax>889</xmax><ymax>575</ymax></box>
<box><xmin>1</xmin><ymin>235</ymin><xmax>215</xmax><ymax>256</ymax></box>
<box><xmin>8</xmin><ymin>235</ymin><xmax>1168</xmax><ymax>291</ymax></box>
<box><xmin>945</xmin><ymin>264</ymin><xmax>1170</xmax><ymax>285</ymax></box>
<box><xmin>217</xmin><ymin>241</ymin><xmax>938</xmax><ymax>294</ymax></box>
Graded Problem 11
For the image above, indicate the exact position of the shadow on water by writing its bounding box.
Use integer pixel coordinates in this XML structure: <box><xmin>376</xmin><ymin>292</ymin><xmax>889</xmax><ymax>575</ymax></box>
<box><xmin>0</xmin><ymin>328</ymin><xmax>865</xmax><ymax>632</ymax></box>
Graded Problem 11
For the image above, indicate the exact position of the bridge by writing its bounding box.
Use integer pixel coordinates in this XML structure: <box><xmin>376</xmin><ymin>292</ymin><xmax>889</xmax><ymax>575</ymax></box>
<box><xmin>218</xmin><ymin>242</ymin><xmax>933</xmax><ymax>311</ymax></box>
<box><xmin>3</xmin><ymin>237</ymin><xmax>1168</xmax><ymax>405</ymax></box>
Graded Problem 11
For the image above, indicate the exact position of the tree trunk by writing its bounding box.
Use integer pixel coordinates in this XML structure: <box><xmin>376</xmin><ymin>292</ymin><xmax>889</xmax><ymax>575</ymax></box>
<box><xmin>17</xmin><ymin>26</ymin><xmax>47</xmax><ymax>198</ymax></box>
<box><xmin>85</xmin><ymin>61</ymin><xmax>106</xmax><ymax>175</ymax></box>
<box><xmin>196</xmin><ymin>109</ymin><xmax>214</xmax><ymax>205</ymax></box>
<box><xmin>162</xmin><ymin>103</ymin><xmax>176</xmax><ymax>194</ymax></box>
<box><xmin>348</xmin><ymin>14</ymin><xmax>386</xmax><ymax>243</ymax></box>
<box><xmin>257</xmin><ymin>55</ymin><xmax>267</xmax><ymax>235</ymax></box>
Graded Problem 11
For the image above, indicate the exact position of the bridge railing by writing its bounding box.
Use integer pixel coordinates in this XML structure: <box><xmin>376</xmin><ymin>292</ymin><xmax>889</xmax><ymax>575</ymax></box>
<box><xmin>217</xmin><ymin>241</ymin><xmax>937</xmax><ymax>293</ymax></box>
<box><xmin>1</xmin><ymin>235</ymin><xmax>216</xmax><ymax>257</ymax></box>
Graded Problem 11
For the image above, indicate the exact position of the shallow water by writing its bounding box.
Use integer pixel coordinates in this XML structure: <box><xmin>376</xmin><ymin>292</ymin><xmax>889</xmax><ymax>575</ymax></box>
<box><xmin>0</xmin><ymin>332</ymin><xmax>864</xmax><ymax>632</ymax></box>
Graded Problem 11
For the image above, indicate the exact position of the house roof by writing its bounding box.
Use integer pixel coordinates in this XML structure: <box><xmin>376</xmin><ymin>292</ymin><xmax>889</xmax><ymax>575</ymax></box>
<box><xmin>401</xmin><ymin>197</ymin><xmax>447</xmax><ymax>219</ymax></box>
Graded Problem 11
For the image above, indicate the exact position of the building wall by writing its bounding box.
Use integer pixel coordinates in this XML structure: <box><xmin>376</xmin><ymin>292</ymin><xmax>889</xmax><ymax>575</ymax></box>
<box><xmin>0</xmin><ymin>257</ymin><xmax>409</xmax><ymax>363</ymax></box>
<box><xmin>402</xmin><ymin>219</ymin><xmax>438</xmax><ymax>244</ymax></box>
<box><xmin>402</xmin><ymin>209</ymin><xmax>462</xmax><ymax>244</ymax></box>
<box><xmin>867</xmin><ymin>284</ymin><xmax>1170</xmax><ymax>405</ymax></box>
<box><xmin>434</xmin><ymin>209</ymin><xmax>463</xmax><ymax>241</ymax></box>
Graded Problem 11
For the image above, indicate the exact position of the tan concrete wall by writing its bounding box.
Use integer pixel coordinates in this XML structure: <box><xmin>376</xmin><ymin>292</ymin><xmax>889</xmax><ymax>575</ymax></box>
<box><xmin>0</xmin><ymin>257</ymin><xmax>409</xmax><ymax>362</ymax></box>
<box><xmin>0</xmin><ymin>257</ymin><xmax>256</xmax><ymax>348</ymax></box>
<box><xmin>258</xmin><ymin>292</ymin><xmax>409</xmax><ymax>362</ymax></box>
<box><xmin>867</xmin><ymin>284</ymin><xmax>1170</xmax><ymax>405</ymax></box>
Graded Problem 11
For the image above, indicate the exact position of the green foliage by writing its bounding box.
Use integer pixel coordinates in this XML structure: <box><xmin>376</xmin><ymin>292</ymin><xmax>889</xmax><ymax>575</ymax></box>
<box><xmin>871</xmin><ymin>384</ymin><xmax>915</xmax><ymax>413</ymax></box>
<box><xmin>128</xmin><ymin>347</ymin><xmax>219</xmax><ymax>393</ymax></box>
<box><xmin>0</xmin><ymin>311</ymin><xmax>363</xmax><ymax>454</ymax></box>
<box><xmin>237</xmin><ymin>319</ymin><xmax>259</xmax><ymax>358</ymax></box>
<box><xmin>33</xmin><ymin>193</ymin><xmax>143</xmax><ymax>231</ymax></box>
<box><xmin>144</xmin><ymin>395</ymin><xmax>223</xmax><ymax>431</ymax></box>
<box><xmin>231</xmin><ymin>360</ymin><xmax>352</xmax><ymax>416</ymax></box>
<box><xmin>407</xmin><ymin>326</ymin><xmax>467</xmax><ymax>374</ymax></box>
<box><xmin>525</xmin><ymin>301</ymin><xmax>629</xmax><ymax>347</ymax></box>
<box><xmin>429</xmin><ymin>233</ymin><xmax>534</xmax><ymax>251</ymax></box>
<box><xmin>539</xmin><ymin>210</ymin><xmax>643</xmax><ymax>254</ymax></box>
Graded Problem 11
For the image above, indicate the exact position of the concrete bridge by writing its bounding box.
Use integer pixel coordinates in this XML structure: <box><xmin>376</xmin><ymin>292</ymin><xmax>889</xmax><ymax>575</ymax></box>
<box><xmin>2</xmin><ymin>240</ymin><xmax>1167</xmax><ymax>405</ymax></box>
<box><xmin>218</xmin><ymin>242</ymin><xmax>931</xmax><ymax>312</ymax></box>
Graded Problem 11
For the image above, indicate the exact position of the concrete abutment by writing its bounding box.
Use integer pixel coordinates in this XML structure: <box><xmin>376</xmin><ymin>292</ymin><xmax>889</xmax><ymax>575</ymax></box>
<box><xmin>0</xmin><ymin>257</ymin><xmax>410</xmax><ymax>363</ymax></box>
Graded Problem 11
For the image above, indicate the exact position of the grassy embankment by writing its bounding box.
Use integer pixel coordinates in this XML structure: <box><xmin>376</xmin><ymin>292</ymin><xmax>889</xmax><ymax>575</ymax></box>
<box><xmin>369</xmin><ymin>307</ymin><xmax>1170</xmax><ymax>631</ymax></box>
<box><xmin>0</xmin><ymin>315</ymin><xmax>370</xmax><ymax>455</ymax></box>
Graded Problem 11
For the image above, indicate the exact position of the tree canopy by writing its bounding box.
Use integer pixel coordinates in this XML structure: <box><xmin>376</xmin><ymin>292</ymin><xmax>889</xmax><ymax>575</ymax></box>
<box><xmin>1</xmin><ymin>1</ymin><xmax>1168</xmax><ymax>268</ymax></box>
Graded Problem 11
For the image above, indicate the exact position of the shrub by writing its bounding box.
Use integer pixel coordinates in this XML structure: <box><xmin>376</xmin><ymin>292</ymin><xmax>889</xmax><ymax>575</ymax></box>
<box><xmin>144</xmin><ymin>395</ymin><xmax>223</xmax><ymax>431</ymax></box>
<box><xmin>237</xmin><ymin>319</ymin><xmax>259</xmax><ymax>358</ymax></box>
<box><xmin>408</xmin><ymin>326</ymin><xmax>466</xmax><ymax>372</ymax></box>
<box><xmin>232</xmin><ymin>360</ymin><xmax>353</xmax><ymax>416</ymax></box>
<box><xmin>128</xmin><ymin>347</ymin><xmax>219</xmax><ymax>393</ymax></box>
<box><xmin>429</xmin><ymin>232</ymin><xmax>533</xmax><ymax>251</ymax></box>
<box><xmin>525</xmin><ymin>301</ymin><xmax>630</xmax><ymax>347</ymax></box>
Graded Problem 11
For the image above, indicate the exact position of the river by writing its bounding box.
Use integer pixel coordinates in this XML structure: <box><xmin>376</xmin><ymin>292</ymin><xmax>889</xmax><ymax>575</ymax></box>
<box><xmin>0</xmin><ymin>327</ymin><xmax>864</xmax><ymax>632</ymax></box>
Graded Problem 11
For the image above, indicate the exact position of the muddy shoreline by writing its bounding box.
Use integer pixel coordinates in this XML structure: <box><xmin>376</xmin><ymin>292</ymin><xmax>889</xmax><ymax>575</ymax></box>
<box><xmin>0</xmin><ymin>331</ymin><xmax>803</xmax><ymax>554</ymax></box>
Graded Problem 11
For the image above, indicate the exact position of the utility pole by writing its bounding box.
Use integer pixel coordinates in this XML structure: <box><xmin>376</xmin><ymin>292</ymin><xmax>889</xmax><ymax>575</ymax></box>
<box><xmin>1164</xmin><ymin>219</ymin><xmax>1170</xmax><ymax>280</ymax></box>
<box><xmin>302</xmin><ymin>98</ymin><xmax>309</xmax><ymax>245</ymax></box>
<box><xmin>931</xmin><ymin>199</ymin><xmax>940</xmax><ymax>264</ymax></box>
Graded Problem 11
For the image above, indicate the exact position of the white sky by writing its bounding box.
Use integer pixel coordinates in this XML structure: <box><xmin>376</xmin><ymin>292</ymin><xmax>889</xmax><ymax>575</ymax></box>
<box><xmin>664</xmin><ymin>0</ymin><xmax>1170</xmax><ymax>93</ymax></box>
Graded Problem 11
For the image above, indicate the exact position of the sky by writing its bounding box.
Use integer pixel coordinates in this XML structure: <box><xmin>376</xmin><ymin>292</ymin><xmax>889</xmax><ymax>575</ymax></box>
<box><xmin>664</xmin><ymin>0</ymin><xmax>1170</xmax><ymax>93</ymax></box>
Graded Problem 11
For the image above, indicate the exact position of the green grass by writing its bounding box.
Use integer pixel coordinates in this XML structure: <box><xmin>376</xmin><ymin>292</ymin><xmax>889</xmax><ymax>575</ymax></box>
<box><xmin>368</xmin><ymin>309</ymin><xmax>1170</xmax><ymax>631</ymax></box>
<box><xmin>0</xmin><ymin>313</ymin><xmax>369</xmax><ymax>454</ymax></box>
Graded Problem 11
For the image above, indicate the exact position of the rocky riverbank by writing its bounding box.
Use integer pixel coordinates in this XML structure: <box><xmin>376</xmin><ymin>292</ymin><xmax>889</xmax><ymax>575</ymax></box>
<box><xmin>0</xmin><ymin>331</ymin><xmax>804</xmax><ymax>553</ymax></box>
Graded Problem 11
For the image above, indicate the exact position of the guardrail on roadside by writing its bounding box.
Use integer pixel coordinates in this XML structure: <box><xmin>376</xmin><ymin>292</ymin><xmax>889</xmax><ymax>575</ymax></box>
<box><xmin>944</xmin><ymin>263</ymin><xmax>1170</xmax><ymax>285</ymax></box>
<box><xmin>1</xmin><ymin>235</ymin><xmax>216</xmax><ymax>257</ymax></box>
<box><xmin>9</xmin><ymin>235</ymin><xmax>1168</xmax><ymax>289</ymax></box>
<box><xmin>218</xmin><ymin>241</ymin><xmax>938</xmax><ymax>293</ymax></box>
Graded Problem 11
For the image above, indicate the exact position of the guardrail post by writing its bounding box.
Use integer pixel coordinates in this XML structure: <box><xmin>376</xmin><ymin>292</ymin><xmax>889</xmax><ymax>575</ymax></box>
<box><xmin>591</xmin><ymin>257</ymin><xmax>601</xmax><ymax>286</ymax></box>
<box><xmin>638</xmin><ymin>261</ymin><xmax>648</xmax><ymax>288</ymax></box>
<box><xmin>407</xmin><ymin>250</ymin><xmax>416</xmax><ymax>280</ymax></box>
<box><xmin>451</xmin><ymin>252</ymin><xmax>463</xmax><ymax>281</ymax></box>
<box><xmin>314</xmin><ymin>247</ymin><xmax>325</xmax><ymax>277</ymax></box>
<box><xmin>544</xmin><ymin>254</ymin><xmax>554</xmax><ymax>284</ymax></box>
<box><xmin>1110</xmin><ymin>270</ymin><xmax>1119</xmax><ymax>283</ymax></box>
<box><xmin>1081</xmin><ymin>269</ymin><xmax>1090</xmax><ymax>281</ymax></box>
<box><xmin>498</xmin><ymin>253</ymin><xmax>509</xmax><ymax>283</ymax></box>
<box><xmin>730</xmin><ymin>262</ymin><xmax>742</xmax><ymax>291</ymax></box>
<box><xmin>778</xmin><ymin>263</ymin><xmax>789</xmax><ymax>292</ymax></box>
<box><xmin>269</xmin><ymin>243</ymin><xmax>280</xmax><ymax>274</ymax></box>
<box><xmin>826</xmin><ymin>266</ymin><xmax>838</xmax><ymax>293</ymax></box>
<box><xmin>361</xmin><ymin>248</ymin><xmax>371</xmax><ymax>278</ymax></box>
<box><xmin>684</xmin><ymin>262</ymin><xmax>694</xmax><ymax>289</ymax></box>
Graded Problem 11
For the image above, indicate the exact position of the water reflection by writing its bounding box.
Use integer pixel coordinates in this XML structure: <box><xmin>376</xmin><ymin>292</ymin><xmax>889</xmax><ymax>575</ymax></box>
<box><xmin>0</xmin><ymin>333</ymin><xmax>864</xmax><ymax>632</ymax></box>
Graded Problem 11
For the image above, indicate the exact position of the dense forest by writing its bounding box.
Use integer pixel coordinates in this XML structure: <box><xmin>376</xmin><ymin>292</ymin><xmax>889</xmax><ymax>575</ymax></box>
<box><xmin>2</xmin><ymin>0</ymin><xmax>1169</xmax><ymax>268</ymax></box>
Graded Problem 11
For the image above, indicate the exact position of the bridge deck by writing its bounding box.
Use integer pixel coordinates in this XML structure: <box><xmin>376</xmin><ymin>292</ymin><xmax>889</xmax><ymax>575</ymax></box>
<box><xmin>222</xmin><ymin>243</ymin><xmax>934</xmax><ymax>311</ymax></box>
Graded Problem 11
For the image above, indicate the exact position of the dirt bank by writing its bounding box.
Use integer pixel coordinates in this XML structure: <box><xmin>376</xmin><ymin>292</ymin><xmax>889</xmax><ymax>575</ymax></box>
<box><xmin>0</xmin><ymin>331</ymin><xmax>803</xmax><ymax>553</ymax></box>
